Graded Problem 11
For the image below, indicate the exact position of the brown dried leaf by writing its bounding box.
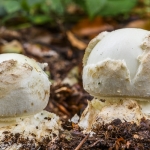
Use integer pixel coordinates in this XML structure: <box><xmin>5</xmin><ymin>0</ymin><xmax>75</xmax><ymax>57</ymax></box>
<box><xmin>63</xmin><ymin>66</ymin><xmax>79</xmax><ymax>86</ymax></box>
<box><xmin>71</xmin><ymin>17</ymin><xmax>113</xmax><ymax>38</ymax></box>
<box><xmin>126</xmin><ymin>19</ymin><xmax>150</xmax><ymax>30</ymax></box>
<box><xmin>126</xmin><ymin>141</ymin><xmax>131</xmax><ymax>149</ymax></box>
<box><xmin>115</xmin><ymin>137</ymin><xmax>126</xmax><ymax>150</ymax></box>
<box><xmin>24</xmin><ymin>43</ymin><xmax>58</xmax><ymax>58</ymax></box>
<box><xmin>1</xmin><ymin>40</ymin><xmax>23</xmax><ymax>53</ymax></box>
<box><xmin>66</xmin><ymin>31</ymin><xmax>87</xmax><ymax>50</ymax></box>
<box><xmin>55</xmin><ymin>86</ymin><xmax>73</xmax><ymax>93</ymax></box>
<box><xmin>72</xmin><ymin>123</ymin><xmax>79</xmax><ymax>130</ymax></box>
<box><xmin>133</xmin><ymin>134</ymin><xmax>139</xmax><ymax>139</ymax></box>
<box><xmin>0</xmin><ymin>27</ymin><xmax>21</xmax><ymax>40</ymax></box>
<box><xmin>21</xmin><ymin>27</ymin><xmax>52</xmax><ymax>44</ymax></box>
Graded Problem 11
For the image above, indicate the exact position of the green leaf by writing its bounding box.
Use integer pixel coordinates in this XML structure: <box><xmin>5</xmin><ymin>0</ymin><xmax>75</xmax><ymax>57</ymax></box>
<box><xmin>99</xmin><ymin>0</ymin><xmax>137</xmax><ymax>16</ymax></box>
<box><xmin>0</xmin><ymin>6</ymin><xmax>6</xmax><ymax>16</ymax></box>
<box><xmin>29</xmin><ymin>15</ymin><xmax>51</xmax><ymax>24</ymax></box>
<box><xmin>1</xmin><ymin>12</ymin><xmax>18</xmax><ymax>24</ymax></box>
<box><xmin>62</xmin><ymin>0</ymin><xmax>72</xmax><ymax>5</ymax></box>
<box><xmin>41</xmin><ymin>2</ymin><xmax>50</xmax><ymax>14</ymax></box>
<box><xmin>85</xmin><ymin>0</ymin><xmax>106</xmax><ymax>18</ymax></box>
<box><xmin>74</xmin><ymin>0</ymin><xmax>86</xmax><ymax>9</ymax></box>
<box><xmin>1</xmin><ymin>0</ymin><xmax>21</xmax><ymax>14</ymax></box>
<box><xmin>26</xmin><ymin>0</ymin><xmax>43</xmax><ymax>7</ymax></box>
<box><xmin>144</xmin><ymin>0</ymin><xmax>150</xmax><ymax>5</ymax></box>
<box><xmin>46</xmin><ymin>0</ymin><xmax>65</xmax><ymax>15</ymax></box>
<box><xmin>20</xmin><ymin>0</ymin><xmax>30</xmax><ymax>11</ymax></box>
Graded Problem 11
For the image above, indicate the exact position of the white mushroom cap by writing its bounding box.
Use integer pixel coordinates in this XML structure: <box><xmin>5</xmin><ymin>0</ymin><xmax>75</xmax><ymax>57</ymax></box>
<box><xmin>0</xmin><ymin>53</ymin><xmax>51</xmax><ymax>120</ymax></box>
<box><xmin>83</xmin><ymin>28</ymin><xmax>150</xmax><ymax>100</ymax></box>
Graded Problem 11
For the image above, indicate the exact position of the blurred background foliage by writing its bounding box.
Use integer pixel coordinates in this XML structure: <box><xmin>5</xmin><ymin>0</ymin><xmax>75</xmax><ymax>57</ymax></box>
<box><xmin>0</xmin><ymin>0</ymin><xmax>149</xmax><ymax>28</ymax></box>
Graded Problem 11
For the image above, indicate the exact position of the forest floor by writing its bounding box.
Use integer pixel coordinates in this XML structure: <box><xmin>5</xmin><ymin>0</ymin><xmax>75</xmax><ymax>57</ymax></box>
<box><xmin>0</xmin><ymin>16</ymin><xmax>150</xmax><ymax>149</ymax></box>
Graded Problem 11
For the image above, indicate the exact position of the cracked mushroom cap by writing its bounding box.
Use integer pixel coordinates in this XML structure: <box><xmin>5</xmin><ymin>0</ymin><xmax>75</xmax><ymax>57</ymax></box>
<box><xmin>0</xmin><ymin>53</ymin><xmax>51</xmax><ymax>120</ymax></box>
<box><xmin>83</xmin><ymin>28</ymin><xmax>150</xmax><ymax>100</ymax></box>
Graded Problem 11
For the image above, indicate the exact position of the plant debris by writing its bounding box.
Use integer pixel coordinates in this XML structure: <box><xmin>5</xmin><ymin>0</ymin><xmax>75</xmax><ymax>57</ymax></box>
<box><xmin>51</xmin><ymin>118</ymin><xmax>150</xmax><ymax>150</ymax></box>
<box><xmin>1</xmin><ymin>118</ymin><xmax>150</xmax><ymax>149</ymax></box>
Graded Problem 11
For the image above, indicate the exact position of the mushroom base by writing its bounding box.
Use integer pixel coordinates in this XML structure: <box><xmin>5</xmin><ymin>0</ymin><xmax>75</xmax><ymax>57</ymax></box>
<box><xmin>0</xmin><ymin>120</ymin><xmax>17</xmax><ymax>128</ymax></box>
<box><xmin>0</xmin><ymin>110</ymin><xmax>62</xmax><ymax>149</ymax></box>
<box><xmin>78</xmin><ymin>98</ymin><xmax>147</xmax><ymax>133</ymax></box>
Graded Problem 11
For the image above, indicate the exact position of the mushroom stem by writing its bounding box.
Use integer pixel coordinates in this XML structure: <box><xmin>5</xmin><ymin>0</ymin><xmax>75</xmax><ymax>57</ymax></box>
<box><xmin>93</xmin><ymin>97</ymin><xmax>150</xmax><ymax>117</ymax></box>
<box><xmin>78</xmin><ymin>98</ymin><xmax>147</xmax><ymax>132</ymax></box>
<box><xmin>138</xmin><ymin>101</ymin><xmax>150</xmax><ymax>116</ymax></box>
<box><xmin>0</xmin><ymin>110</ymin><xmax>62</xmax><ymax>149</ymax></box>
<box><xmin>0</xmin><ymin>115</ymin><xmax>34</xmax><ymax>128</ymax></box>
<box><xmin>0</xmin><ymin>120</ymin><xmax>17</xmax><ymax>128</ymax></box>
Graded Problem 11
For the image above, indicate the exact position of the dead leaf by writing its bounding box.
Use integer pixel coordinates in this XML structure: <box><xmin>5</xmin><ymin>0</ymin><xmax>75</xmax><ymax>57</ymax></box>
<box><xmin>115</xmin><ymin>137</ymin><xmax>126</xmax><ymax>150</ymax></box>
<box><xmin>21</xmin><ymin>27</ymin><xmax>52</xmax><ymax>44</ymax></box>
<box><xmin>1</xmin><ymin>40</ymin><xmax>23</xmax><ymax>53</ymax></box>
<box><xmin>72</xmin><ymin>122</ymin><xmax>80</xmax><ymax>130</ymax></box>
<box><xmin>133</xmin><ymin>134</ymin><xmax>139</xmax><ymax>139</ymax></box>
<box><xmin>126</xmin><ymin>141</ymin><xmax>131</xmax><ymax>149</ymax></box>
<box><xmin>126</xmin><ymin>19</ymin><xmax>150</xmax><ymax>30</ymax></box>
<box><xmin>63</xmin><ymin>66</ymin><xmax>79</xmax><ymax>86</ymax></box>
<box><xmin>0</xmin><ymin>27</ymin><xmax>21</xmax><ymax>40</ymax></box>
<box><xmin>55</xmin><ymin>87</ymin><xmax>72</xmax><ymax>93</ymax></box>
<box><xmin>24</xmin><ymin>43</ymin><xmax>58</xmax><ymax>58</ymax></box>
<box><xmin>71</xmin><ymin>17</ymin><xmax>113</xmax><ymax>38</ymax></box>
<box><xmin>67</xmin><ymin>3</ymin><xmax>81</xmax><ymax>14</ymax></box>
<box><xmin>66</xmin><ymin>31</ymin><xmax>87</xmax><ymax>50</ymax></box>
<box><xmin>55</xmin><ymin>102</ymin><xmax>71</xmax><ymax>117</ymax></box>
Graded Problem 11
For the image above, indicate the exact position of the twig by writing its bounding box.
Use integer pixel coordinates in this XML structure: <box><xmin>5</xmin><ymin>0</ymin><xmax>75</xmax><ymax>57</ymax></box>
<box><xmin>89</xmin><ymin>139</ymin><xmax>102</xmax><ymax>148</ymax></box>
<box><xmin>53</xmin><ymin>100</ymin><xmax>71</xmax><ymax>117</ymax></box>
<box><xmin>75</xmin><ymin>134</ymin><xmax>89</xmax><ymax>150</ymax></box>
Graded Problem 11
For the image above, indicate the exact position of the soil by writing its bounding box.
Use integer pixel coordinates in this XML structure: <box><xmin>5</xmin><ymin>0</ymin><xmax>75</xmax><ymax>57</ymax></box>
<box><xmin>2</xmin><ymin>118</ymin><xmax>150</xmax><ymax>150</ymax></box>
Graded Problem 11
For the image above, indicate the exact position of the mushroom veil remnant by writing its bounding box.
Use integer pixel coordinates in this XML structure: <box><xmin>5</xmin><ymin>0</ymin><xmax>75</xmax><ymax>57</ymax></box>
<box><xmin>0</xmin><ymin>53</ymin><xmax>62</xmax><ymax>149</ymax></box>
<box><xmin>79</xmin><ymin>28</ymin><xmax>150</xmax><ymax>132</ymax></box>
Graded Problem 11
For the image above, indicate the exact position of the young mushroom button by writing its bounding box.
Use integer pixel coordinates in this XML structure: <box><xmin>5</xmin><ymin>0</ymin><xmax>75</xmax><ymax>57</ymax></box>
<box><xmin>0</xmin><ymin>53</ymin><xmax>51</xmax><ymax>123</ymax></box>
<box><xmin>79</xmin><ymin>28</ymin><xmax>150</xmax><ymax>132</ymax></box>
<box><xmin>0</xmin><ymin>54</ymin><xmax>62</xmax><ymax>149</ymax></box>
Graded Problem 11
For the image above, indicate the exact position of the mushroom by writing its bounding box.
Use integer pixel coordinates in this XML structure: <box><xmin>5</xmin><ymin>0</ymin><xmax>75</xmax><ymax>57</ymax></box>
<box><xmin>0</xmin><ymin>53</ymin><xmax>61</xmax><ymax>149</ymax></box>
<box><xmin>79</xmin><ymin>28</ymin><xmax>150</xmax><ymax>132</ymax></box>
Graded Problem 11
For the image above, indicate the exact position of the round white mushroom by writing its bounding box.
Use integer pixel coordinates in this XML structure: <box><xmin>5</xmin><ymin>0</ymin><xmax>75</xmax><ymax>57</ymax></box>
<box><xmin>0</xmin><ymin>53</ymin><xmax>62</xmax><ymax>149</ymax></box>
<box><xmin>79</xmin><ymin>28</ymin><xmax>150</xmax><ymax>132</ymax></box>
<box><xmin>0</xmin><ymin>53</ymin><xmax>51</xmax><ymax>122</ymax></box>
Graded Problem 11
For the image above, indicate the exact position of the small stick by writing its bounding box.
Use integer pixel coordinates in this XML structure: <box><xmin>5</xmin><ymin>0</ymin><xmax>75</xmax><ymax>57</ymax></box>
<box><xmin>53</xmin><ymin>101</ymin><xmax>71</xmax><ymax>117</ymax></box>
<box><xmin>75</xmin><ymin>134</ymin><xmax>89</xmax><ymax>150</ymax></box>
<box><xmin>89</xmin><ymin>139</ymin><xmax>102</xmax><ymax>148</ymax></box>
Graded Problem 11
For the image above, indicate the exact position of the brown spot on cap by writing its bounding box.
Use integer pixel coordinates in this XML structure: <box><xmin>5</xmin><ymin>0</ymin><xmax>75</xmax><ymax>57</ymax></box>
<box><xmin>42</xmin><ymin>90</ymin><xmax>49</xmax><ymax>101</ymax></box>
